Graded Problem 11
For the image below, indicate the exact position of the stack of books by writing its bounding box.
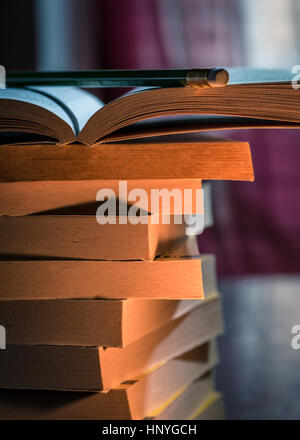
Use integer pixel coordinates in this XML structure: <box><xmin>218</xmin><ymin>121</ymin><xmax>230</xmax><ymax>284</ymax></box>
<box><xmin>0</xmin><ymin>86</ymin><xmax>254</xmax><ymax>419</ymax></box>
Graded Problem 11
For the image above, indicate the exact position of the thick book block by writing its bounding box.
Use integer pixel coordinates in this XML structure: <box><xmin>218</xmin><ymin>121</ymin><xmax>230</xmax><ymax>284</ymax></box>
<box><xmin>0</xmin><ymin>214</ymin><xmax>188</xmax><ymax>260</ymax></box>
<box><xmin>0</xmin><ymin>296</ymin><xmax>222</xmax><ymax>392</ymax></box>
<box><xmin>0</xmin><ymin>237</ymin><xmax>207</xmax><ymax>348</ymax></box>
<box><xmin>0</xmin><ymin>237</ymin><xmax>205</xmax><ymax>347</ymax></box>
<box><xmin>153</xmin><ymin>372</ymin><xmax>215</xmax><ymax>420</ymax></box>
<box><xmin>0</xmin><ymin>138</ymin><xmax>254</xmax><ymax>182</ymax></box>
<box><xmin>0</xmin><ymin>297</ymin><xmax>203</xmax><ymax>347</ymax></box>
<box><xmin>0</xmin><ymin>184</ymin><xmax>212</xmax><ymax>260</ymax></box>
<box><xmin>0</xmin><ymin>342</ymin><xmax>218</xmax><ymax>420</ymax></box>
<box><xmin>0</xmin><ymin>214</ymin><xmax>207</xmax><ymax>262</ymax></box>
<box><xmin>0</xmin><ymin>179</ymin><xmax>204</xmax><ymax>216</ymax></box>
<box><xmin>0</xmin><ymin>254</ymin><xmax>216</xmax><ymax>300</ymax></box>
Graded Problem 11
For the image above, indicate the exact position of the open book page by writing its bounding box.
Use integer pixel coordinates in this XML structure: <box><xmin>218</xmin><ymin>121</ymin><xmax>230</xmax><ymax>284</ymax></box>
<box><xmin>101</xmin><ymin>115</ymin><xmax>297</xmax><ymax>143</ymax></box>
<box><xmin>0</xmin><ymin>87</ymin><xmax>75</xmax><ymax>128</ymax></box>
<box><xmin>28</xmin><ymin>86</ymin><xmax>104</xmax><ymax>134</ymax></box>
<box><xmin>86</xmin><ymin>67</ymin><xmax>298</xmax><ymax>144</ymax></box>
<box><xmin>0</xmin><ymin>87</ymin><xmax>104</xmax><ymax>144</ymax></box>
<box><xmin>0</xmin><ymin>67</ymin><xmax>298</xmax><ymax>145</ymax></box>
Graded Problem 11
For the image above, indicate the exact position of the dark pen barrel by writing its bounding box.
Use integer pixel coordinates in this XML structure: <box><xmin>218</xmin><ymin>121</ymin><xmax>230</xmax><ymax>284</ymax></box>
<box><xmin>6</xmin><ymin>69</ymin><xmax>229</xmax><ymax>88</ymax></box>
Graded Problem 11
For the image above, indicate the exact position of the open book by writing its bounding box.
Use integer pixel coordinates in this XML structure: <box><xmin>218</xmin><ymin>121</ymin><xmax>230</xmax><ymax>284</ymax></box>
<box><xmin>0</xmin><ymin>68</ymin><xmax>299</xmax><ymax>145</ymax></box>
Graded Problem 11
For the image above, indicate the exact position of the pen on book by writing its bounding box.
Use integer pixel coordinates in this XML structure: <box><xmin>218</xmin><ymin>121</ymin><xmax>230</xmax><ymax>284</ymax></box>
<box><xmin>6</xmin><ymin>68</ymin><xmax>229</xmax><ymax>88</ymax></box>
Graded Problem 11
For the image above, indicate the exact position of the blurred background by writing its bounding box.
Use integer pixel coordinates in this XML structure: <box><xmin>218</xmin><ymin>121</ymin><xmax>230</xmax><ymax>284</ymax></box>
<box><xmin>1</xmin><ymin>0</ymin><xmax>300</xmax><ymax>419</ymax></box>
